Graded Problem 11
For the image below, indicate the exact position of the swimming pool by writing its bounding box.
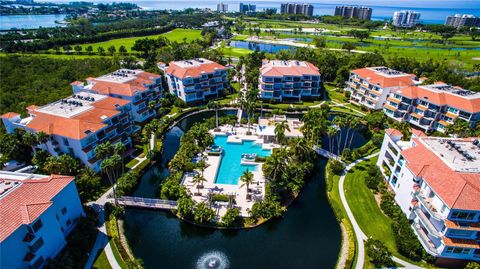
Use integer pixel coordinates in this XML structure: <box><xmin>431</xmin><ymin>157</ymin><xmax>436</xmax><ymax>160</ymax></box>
<box><xmin>214</xmin><ymin>135</ymin><xmax>272</xmax><ymax>185</ymax></box>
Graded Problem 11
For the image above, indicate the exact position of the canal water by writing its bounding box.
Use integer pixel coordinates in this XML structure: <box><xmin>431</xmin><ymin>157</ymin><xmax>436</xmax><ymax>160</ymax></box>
<box><xmin>124</xmin><ymin>111</ymin><xmax>366</xmax><ymax>268</ymax></box>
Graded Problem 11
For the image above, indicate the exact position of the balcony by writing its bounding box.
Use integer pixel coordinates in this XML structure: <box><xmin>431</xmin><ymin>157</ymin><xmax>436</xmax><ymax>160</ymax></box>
<box><xmin>416</xmin><ymin>192</ymin><xmax>444</xmax><ymax>220</ymax></box>
<box><xmin>23</xmin><ymin>232</ymin><xmax>35</xmax><ymax>243</ymax></box>
<box><xmin>414</xmin><ymin>207</ymin><xmax>443</xmax><ymax>238</ymax></box>
<box><xmin>23</xmin><ymin>252</ymin><xmax>36</xmax><ymax>263</ymax></box>
<box><xmin>412</xmin><ymin>223</ymin><xmax>439</xmax><ymax>256</ymax></box>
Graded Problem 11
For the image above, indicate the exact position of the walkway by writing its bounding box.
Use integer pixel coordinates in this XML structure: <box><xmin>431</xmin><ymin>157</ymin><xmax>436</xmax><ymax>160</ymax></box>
<box><xmin>117</xmin><ymin>196</ymin><xmax>177</xmax><ymax>210</ymax></box>
<box><xmin>338</xmin><ymin>152</ymin><xmax>423</xmax><ymax>269</ymax></box>
<box><xmin>84</xmin><ymin>189</ymin><xmax>121</xmax><ymax>269</ymax></box>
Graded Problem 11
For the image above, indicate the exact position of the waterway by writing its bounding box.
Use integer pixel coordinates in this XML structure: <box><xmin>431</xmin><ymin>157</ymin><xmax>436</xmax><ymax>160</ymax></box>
<box><xmin>123</xmin><ymin>110</ymin><xmax>367</xmax><ymax>268</ymax></box>
<box><xmin>0</xmin><ymin>14</ymin><xmax>67</xmax><ymax>30</ymax></box>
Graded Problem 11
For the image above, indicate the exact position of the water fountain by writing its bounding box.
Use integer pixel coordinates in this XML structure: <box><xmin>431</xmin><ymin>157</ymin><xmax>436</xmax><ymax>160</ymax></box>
<box><xmin>195</xmin><ymin>251</ymin><xmax>229</xmax><ymax>269</ymax></box>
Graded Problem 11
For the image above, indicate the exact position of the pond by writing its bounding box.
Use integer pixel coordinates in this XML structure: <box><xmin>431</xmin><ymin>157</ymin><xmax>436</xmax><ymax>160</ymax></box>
<box><xmin>229</xmin><ymin>40</ymin><xmax>297</xmax><ymax>54</ymax></box>
<box><xmin>124</xmin><ymin>110</ymin><xmax>367</xmax><ymax>268</ymax></box>
<box><xmin>0</xmin><ymin>14</ymin><xmax>67</xmax><ymax>30</ymax></box>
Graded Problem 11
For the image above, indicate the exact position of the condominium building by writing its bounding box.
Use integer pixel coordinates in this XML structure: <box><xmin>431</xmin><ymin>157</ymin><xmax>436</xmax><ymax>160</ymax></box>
<box><xmin>259</xmin><ymin>60</ymin><xmax>321</xmax><ymax>101</ymax></box>
<box><xmin>239</xmin><ymin>3</ymin><xmax>256</xmax><ymax>13</ymax></box>
<box><xmin>445</xmin><ymin>14</ymin><xmax>480</xmax><ymax>29</ymax></box>
<box><xmin>377</xmin><ymin>130</ymin><xmax>480</xmax><ymax>262</ymax></box>
<box><xmin>71</xmin><ymin>69</ymin><xmax>162</xmax><ymax>123</ymax></box>
<box><xmin>0</xmin><ymin>171</ymin><xmax>84</xmax><ymax>269</ymax></box>
<box><xmin>346</xmin><ymin>67</ymin><xmax>422</xmax><ymax>110</ymax></box>
<box><xmin>217</xmin><ymin>2</ymin><xmax>228</xmax><ymax>12</ymax></box>
<box><xmin>163</xmin><ymin>58</ymin><xmax>229</xmax><ymax>104</ymax></box>
<box><xmin>1</xmin><ymin>91</ymin><xmax>135</xmax><ymax>172</ymax></box>
<box><xmin>334</xmin><ymin>6</ymin><xmax>372</xmax><ymax>21</ymax></box>
<box><xmin>393</xmin><ymin>10</ymin><xmax>421</xmax><ymax>28</ymax></box>
<box><xmin>280</xmin><ymin>3</ymin><xmax>314</xmax><ymax>17</ymax></box>
<box><xmin>383</xmin><ymin>83</ymin><xmax>480</xmax><ymax>133</ymax></box>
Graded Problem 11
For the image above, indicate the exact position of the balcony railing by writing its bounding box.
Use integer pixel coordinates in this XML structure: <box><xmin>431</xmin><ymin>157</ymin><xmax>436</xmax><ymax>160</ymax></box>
<box><xmin>414</xmin><ymin>207</ymin><xmax>443</xmax><ymax>238</ymax></box>
<box><xmin>412</xmin><ymin>223</ymin><xmax>439</xmax><ymax>256</ymax></box>
<box><xmin>416</xmin><ymin>193</ymin><xmax>444</xmax><ymax>220</ymax></box>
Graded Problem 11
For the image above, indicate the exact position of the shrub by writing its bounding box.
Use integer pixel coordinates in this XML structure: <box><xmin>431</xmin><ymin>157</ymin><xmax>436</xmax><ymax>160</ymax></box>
<box><xmin>193</xmin><ymin>202</ymin><xmax>215</xmax><ymax>224</ymax></box>
<box><xmin>221</xmin><ymin>208</ymin><xmax>240</xmax><ymax>226</ymax></box>
<box><xmin>177</xmin><ymin>195</ymin><xmax>195</xmax><ymax>219</ymax></box>
<box><xmin>365</xmin><ymin>164</ymin><xmax>383</xmax><ymax>192</ymax></box>
<box><xmin>212</xmin><ymin>194</ymin><xmax>230</xmax><ymax>202</ymax></box>
<box><xmin>249</xmin><ymin>194</ymin><xmax>285</xmax><ymax>220</ymax></box>
<box><xmin>365</xmin><ymin>238</ymin><xmax>395</xmax><ymax>268</ymax></box>
<box><xmin>392</xmin><ymin>216</ymin><xmax>424</xmax><ymax>261</ymax></box>
<box><xmin>327</xmin><ymin>159</ymin><xmax>345</xmax><ymax>175</ymax></box>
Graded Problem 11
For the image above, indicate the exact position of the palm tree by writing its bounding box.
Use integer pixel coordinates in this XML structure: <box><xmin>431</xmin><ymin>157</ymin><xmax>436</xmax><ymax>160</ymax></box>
<box><xmin>196</xmin><ymin>159</ymin><xmax>209</xmax><ymax>177</ymax></box>
<box><xmin>207</xmin><ymin>101</ymin><xmax>221</xmax><ymax>129</ymax></box>
<box><xmin>274</xmin><ymin>121</ymin><xmax>290</xmax><ymax>145</ymax></box>
<box><xmin>333</xmin><ymin>117</ymin><xmax>346</xmax><ymax>155</ymax></box>
<box><xmin>113</xmin><ymin>142</ymin><xmax>126</xmax><ymax>174</ymax></box>
<box><xmin>101</xmin><ymin>158</ymin><xmax>117</xmax><ymax>203</ymax></box>
<box><xmin>96</xmin><ymin>141</ymin><xmax>113</xmax><ymax>160</ymax></box>
<box><xmin>36</xmin><ymin>131</ymin><xmax>50</xmax><ymax>153</ymax></box>
<box><xmin>22</xmin><ymin>132</ymin><xmax>38</xmax><ymax>154</ymax></box>
<box><xmin>347</xmin><ymin>117</ymin><xmax>359</xmax><ymax>149</ymax></box>
<box><xmin>342</xmin><ymin>115</ymin><xmax>353</xmax><ymax>151</ymax></box>
<box><xmin>192</xmin><ymin>174</ymin><xmax>207</xmax><ymax>195</ymax></box>
<box><xmin>240</xmin><ymin>169</ymin><xmax>254</xmax><ymax>199</ymax></box>
<box><xmin>326</xmin><ymin>126</ymin><xmax>337</xmax><ymax>154</ymax></box>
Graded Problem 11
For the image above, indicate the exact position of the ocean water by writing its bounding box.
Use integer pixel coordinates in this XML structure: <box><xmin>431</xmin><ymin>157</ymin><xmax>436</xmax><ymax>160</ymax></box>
<box><xmin>0</xmin><ymin>14</ymin><xmax>67</xmax><ymax>30</ymax></box>
<box><xmin>49</xmin><ymin>0</ymin><xmax>480</xmax><ymax>24</ymax></box>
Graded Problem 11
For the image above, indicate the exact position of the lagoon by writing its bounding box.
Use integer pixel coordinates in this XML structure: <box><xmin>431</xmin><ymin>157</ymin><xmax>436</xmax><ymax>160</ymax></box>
<box><xmin>0</xmin><ymin>14</ymin><xmax>66</xmax><ymax>30</ymax></box>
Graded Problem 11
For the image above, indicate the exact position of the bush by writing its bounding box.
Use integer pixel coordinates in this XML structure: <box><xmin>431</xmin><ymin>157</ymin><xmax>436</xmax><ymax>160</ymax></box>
<box><xmin>249</xmin><ymin>194</ymin><xmax>285</xmax><ymax>221</ymax></box>
<box><xmin>212</xmin><ymin>194</ymin><xmax>230</xmax><ymax>202</ymax></box>
<box><xmin>327</xmin><ymin>159</ymin><xmax>345</xmax><ymax>175</ymax></box>
<box><xmin>365</xmin><ymin>238</ymin><xmax>395</xmax><ymax>268</ymax></box>
<box><xmin>221</xmin><ymin>208</ymin><xmax>240</xmax><ymax>227</ymax></box>
<box><xmin>193</xmin><ymin>202</ymin><xmax>215</xmax><ymax>224</ymax></box>
<box><xmin>116</xmin><ymin>172</ymin><xmax>140</xmax><ymax>196</ymax></box>
<box><xmin>365</xmin><ymin>164</ymin><xmax>382</xmax><ymax>192</ymax></box>
<box><xmin>392</xmin><ymin>216</ymin><xmax>424</xmax><ymax>261</ymax></box>
<box><xmin>177</xmin><ymin>195</ymin><xmax>195</xmax><ymax>219</ymax></box>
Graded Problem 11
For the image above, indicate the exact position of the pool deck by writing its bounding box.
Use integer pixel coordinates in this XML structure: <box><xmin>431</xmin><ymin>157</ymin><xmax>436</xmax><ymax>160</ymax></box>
<box><xmin>182</xmin><ymin>126</ymin><xmax>276</xmax><ymax>218</ymax></box>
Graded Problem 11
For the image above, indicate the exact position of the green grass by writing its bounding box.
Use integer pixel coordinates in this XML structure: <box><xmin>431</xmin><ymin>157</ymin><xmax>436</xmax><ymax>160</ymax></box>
<box><xmin>344</xmin><ymin>157</ymin><xmax>398</xmax><ymax>253</ymax></box>
<box><xmin>125</xmin><ymin>158</ymin><xmax>139</xmax><ymax>169</ymax></box>
<box><xmin>71</xmin><ymin>29</ymin><xmax>202</xmax><ymax>52</ymax></box>
<box><xmin>219</xmin><ymin>46</ymin><xmax>253</xmax><ymax>58</ymax></box>
<box><xmin>0</xmin><ymin>52</ymin><xmax>110</xmax><ymax>59</ymax></box>
<box><xmin>92</xmin><ymin>250</ymin><xmax>112</xmax><ymax>269</ymax></box>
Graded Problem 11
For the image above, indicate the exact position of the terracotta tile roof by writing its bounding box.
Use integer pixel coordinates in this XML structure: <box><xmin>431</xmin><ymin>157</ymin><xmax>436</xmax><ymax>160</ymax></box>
<box><xmin>443</xmin><ymin>236</ymin><xmax>480</xmax><ymax>248</ymax></box>
<box><xmin>386</xmin><ymin>128</ymin><xmax>403</xmax><ymax>138</ymax></box>
<box><xmin>0</xmin><ymin>175</ymin><xmax>74</xmax><ymax>242</ymax></box>
<box><xmin>88</xmin><ymin>71</ymin><xmax>160</xmax><ymax>97</ymax></box>
<box><xmin>351</xmin><ymin>67</ymin><xmax>417</xmax><ymax>88</ymax></box>
<box><xmin>70</xmin><ymin>81</ymin><xmax>84</xmax><ymax>86</ymax></box>
<box><xmin>26</xmin><ymin>97</ymin><xmax>129</xmax><ymax>140</ymax></box>
<box><xmin>395</xmin><ymin>85</ymin><xmax>480</xmax><ymax>113</ymax></box>
<box><xmin>0</xmin><ymin>112</ymin><xmax>20</xmax><ymax>119</ymax></box>
<box><xmin>402</xmin><ymin>138</ymin><xmax>480</xmax><ymax>211</ymax></box>
<box><xmin>165</xmin><ymin>60</ymin><xmax>227</xmax><ymax>79</ymax></box>
<box><xmin>260</xmin><ymin>60</ymin><xmax>320</xmax><ymax>77</ymax></box>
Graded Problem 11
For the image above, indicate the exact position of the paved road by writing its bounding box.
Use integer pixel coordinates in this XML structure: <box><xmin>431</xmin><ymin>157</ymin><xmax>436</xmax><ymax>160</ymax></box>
<box><xmin>338</xmin><ymin>152</ymin><xmax>424</xmax><ymax>269</ymax></box>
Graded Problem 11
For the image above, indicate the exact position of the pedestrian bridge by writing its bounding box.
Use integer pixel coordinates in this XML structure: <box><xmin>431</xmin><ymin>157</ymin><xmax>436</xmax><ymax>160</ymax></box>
<box><xmin>117</xmin><ymin>196</ymin><xmax>177</xmax><ymax>210</ymax></box>
<box><xmin>314</xmin><ymin>146</ymin><xmax>340</xmax><ymax>160</ymax></box>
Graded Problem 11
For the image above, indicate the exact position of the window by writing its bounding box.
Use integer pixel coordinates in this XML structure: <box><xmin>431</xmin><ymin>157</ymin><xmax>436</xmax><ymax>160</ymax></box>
<box><xmin>31</xmin><ymin>256</ymin><xmax>44</xmax><ymax>269</ymax></box>
<box><xmin>29</xmin><ymin>237</ymin><xmax>44</xmax><ymax>253</ymax></box>
<box><xmin>66</xmin><ymin>219</ymin><xmax>72</xmax><ymax>226</ymax></box>
<box><xmin>61</xmin><ymin>207</ymin><xmax>67</xmax><ymax>215</ymax></box>
<box><xmin>63</xmin><ymin>138</ymin><xmax>69</xmax><ymax>146</ymax></box>
<box><xmin>451</xmin><ymin>211</ymin><xmax>476</xmax><ymax>220</ymax></box>
<box><xmin>32</xmin><ymin>219</ymin><xmax>43</xmax><ymax>233</ymax></box>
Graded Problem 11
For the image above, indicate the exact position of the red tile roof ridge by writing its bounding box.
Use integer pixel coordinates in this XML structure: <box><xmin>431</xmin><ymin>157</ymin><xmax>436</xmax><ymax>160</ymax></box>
<box><xmin>165</xmin><ymin>60</ymin><xmax>227</xmax><ymax>79</ymax></box>
<box><xmin>0</xmin><ymin>112</ymin><xmax>20</xmax><ymax>119</ymax></box>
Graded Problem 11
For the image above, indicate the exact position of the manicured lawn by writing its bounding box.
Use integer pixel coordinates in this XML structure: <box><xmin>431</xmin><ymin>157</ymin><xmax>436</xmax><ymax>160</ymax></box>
<box><xmin>219</xmin><ymin>46</ymin><xmax>253</xmax><ymax>58</ymax></box>
<box><xmin>344</xmin><ymin>157</ymin><xmax>398</xmax><ymax>254</ymax></box>
<box><xmin>71</xmin><ymin>29</ymin><xmax>202</xmax><ymax>52</ymax></box>
<box><xmin>92</xmin><ymin>250</ymin><xmax>112</xmax><ymax>269</ymax></box>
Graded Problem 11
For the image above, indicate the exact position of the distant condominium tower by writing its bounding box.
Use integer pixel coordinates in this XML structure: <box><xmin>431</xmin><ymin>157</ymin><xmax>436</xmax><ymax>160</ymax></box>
<box><xmin>334</xmin><ymin>6</ymin><xmax>372</xmax><ymax>21</ymax></box>
<box><xmin>239</xmin><ymin>3</ymin><xmax>256</xmax><ymax>14</ymax></box>
<box><xmin>392</xmin><ymin>10</ymin><xmax>421</xmax><ymax>28</ymax></box>
<box><xmin>280</xmin><ymin>3</ymin><xmax>314</xmax><ymax>17</ymax></box>
<box><xmin>217</xmin><ymin>2</ymin><xmax>228</xmax><ymax>12</ymax></box>
<box><xmin>445</xmin><ymin>14</ymin><xmax>480</xmax><ymax>28</ymax></box>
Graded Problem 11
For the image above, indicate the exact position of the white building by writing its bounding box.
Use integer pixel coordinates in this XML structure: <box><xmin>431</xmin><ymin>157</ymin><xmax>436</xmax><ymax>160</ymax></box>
<box><xmin>71</xmin><ymin>69</ymin><xmax>162</xmax><ymax>123</ymax></box>
<box><xmin>383</xmin><ymin>83</ymin><xmax>480</xmax><ymax>133</ymax></box>
<box><xmin>1</xmin><ymin>91</ymin><xmax>135</xmax><ymax>172</ymax></box>
<box><xmin>0</xmin><ymin>171</ymin><xmax>84</xmax><ymax>269</ymax></box>
<box><xmin>346</xmin><ymin>67</ymin><xmax>423</xmax><ymax>110</ymax></box>
<box><xmin>217</xmin><ymin>2</ymin><xmax>228</xmax><ymax>12</ymax></box>
<box><xmin>259</xmin><ymin>60</ymin><xmax>322</xmax><ymax>101</ymax></box>
<box><xmin>377</xmin><ymin>129</ymin><xmax>480</xmax><ymax>262</ymax></box>
<box><xmin>393</xmin><ymin>10</ymin><xmax>421</xmax><ymax>28</ymax></box>
<box><xmin>163</xmin><ymin>58</ymin><xmax>229</xmax><ymax>104</ymax></box>
<box><xmin>445</xmin><ymin>14</ymin><xmax>480</xmax><ymax>29</ymax></box>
